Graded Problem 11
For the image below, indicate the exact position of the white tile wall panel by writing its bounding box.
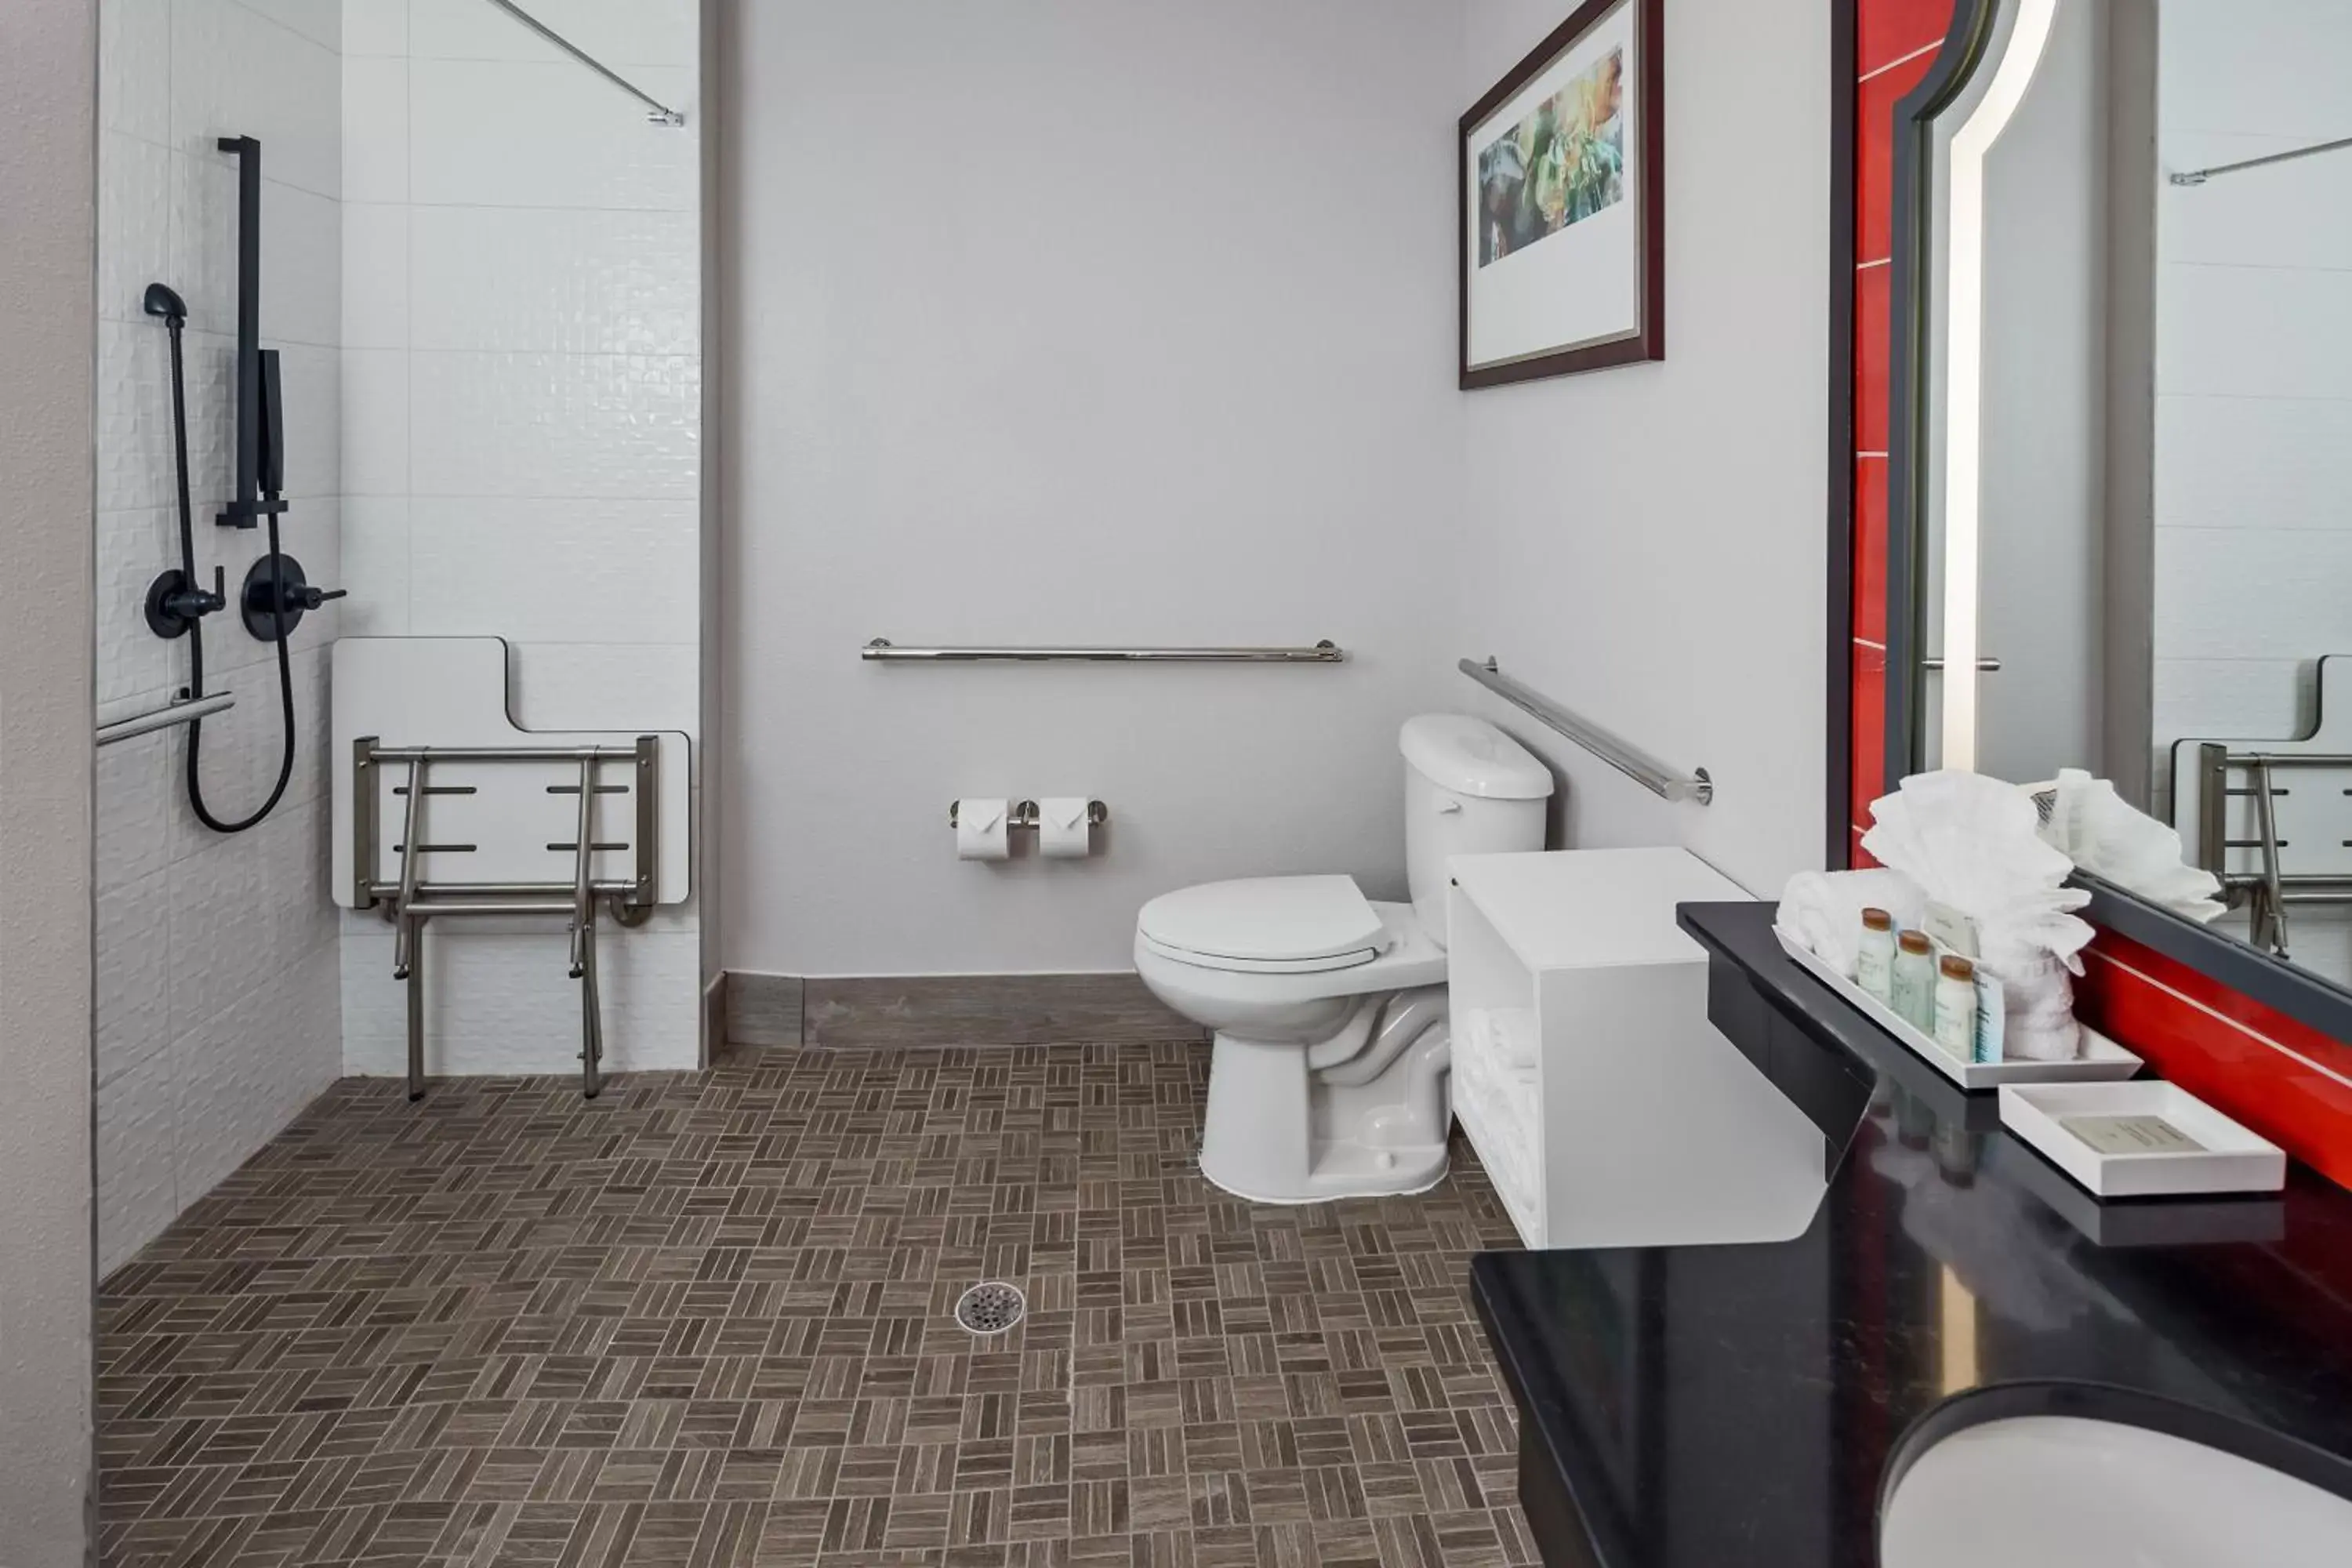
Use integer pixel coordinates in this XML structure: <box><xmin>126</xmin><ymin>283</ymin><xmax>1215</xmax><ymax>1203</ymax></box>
<box><xmin>407</xmin><ymin>352</ymin><xmax>700</xmax><ymax>498</ymax></box>
<box><xmin>339</xmin><ymin>347</ymin><xmax>410</xmax><ymax>494</ymax></box>
<box><xmin>2154</xmin><ymin>527</ymin><xmax>2352</xmax><ymax>662</ymax></box>
<box><xmin>406</xmin><ymin>60</ymin><xmax>695</xmax><ymax>211</ymax></box>
<box><xmin>408</xmin><ymin>205</ymin><xmax>696</xmax><ymax>354</ymax></box>
<box><xmin>169</xmin><ymin>149</ymin><xmax>241</xmax><ymax>333</ymax></box>
<box><xmin>237</xmin><ymin>0</ymin><xmax>342</xmax><ymax>52</ymax></box>
<box><xmin>507</xmin><ymin>641</ymin><xmax>699</xmax><ymax>735</ymax></box>
<box><xmin>407</xmin><ymin>0</ymin><xmax>696</xmax><ymax>67</ymax></box>
<box><xmin>342</xmin><ymin>0</ymin><xmax>406</xmax><ymax>58</ymax></box>
<box><xmin>97</xmin><ymin>1048</ymin><xmax>180</xmax><ymax>1278</ymax></box>
<box><xmin>101</xmin><ymin>0</ymin><xmax>174</xmax><ymax>145</ymax></box>
<box><xmin>341</xmin><ymin>202</ymin><xmax>409</xmax><ymax>350</ymax></box>
<box><xmin>100</xmin><ymin>133</ymin><xmax>173</xmax><ymax>325</ymax></box>
<box><xmin>341</xmin><ymin>927</ymin><xmax>702</xmax><ymax>1076</ymax></box>
<box><xmin>173</xmin><ymin>0</ymin><xmax>343</xmax><ymax>198</ymax></box>
<box><xmin>96</xmin><ymin>508</ymin><xmax>178</xmax><ymax>706</ymax></box>
<box><xmin>262</xmin><ymin>178</ymin><xmax>343</xmax><ymax>347</ymax></box>
<box><xmin>2158</xmin><ymin>0</ymin><xmax>2352</xmax><ymax>143</ymax></box>
<box><xmin>97</xmin><ymin>728</ymin><xmax>176</xmax><ymax>889</ymax></box>
<box><xmin>2154</xmin><ymin>394</ymin><xmax>2352</xmax><ymax>534</ymax></box>
<box><xmin>2161</xmin><ymin>136</ymin><xmax>2352</xmax><ymax>271</ymax></box>
<box><xmin>340</xmin><ymin>56</ymin><xmax>408</xmax><ymax>202</ymax></box>
<box><xmin>338</xmin><ymin>496</ymin><xmax>411</xmax><ymax>633</ymax></box>
<box><xmin>96</xmin><ymin>318</ymin><xmax>178</xmax><ymax>512</ymax></box>
<box><xmin>172</xmin><ymin>945</ymin><xmax>340</xmax><ymax>1205</ymax></box>
<box><xmin>269</xmin><ymin>342</ymin><xmax>343</xmax><ymax>501</ymax></box>
<box><xmin>408</xmin><ymin>499</ymin><xmax>698</xmax><ymax>638</ymax></box>
<box><xmin>2158</xmin><ymin>263</ymin><xmax>2352</xmax><ymax>403</ymax></box>
<box><xmin>96</xmin><ymin>868</ymin><xmax>174</xmax><ymax>1089</ymax></box>
<box><xmin>172</xmin><ymin>649</ymin><xmax>333</xmax><ymax>846</ymax></box>
<box><xmin>98</xmin><ymin>0</ymin><xmax>347</xmax><ymax>1273</ymax></box>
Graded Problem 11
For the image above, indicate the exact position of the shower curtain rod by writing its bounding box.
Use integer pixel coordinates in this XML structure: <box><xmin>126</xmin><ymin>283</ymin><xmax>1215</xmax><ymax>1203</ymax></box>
<box><xmin>2170</xmin><ymin>133</ymin><xmax>2350</xmax><ymax>187</ymax></box>
<box><xmin>480</xmin><ymin>0</ymin><xmax>686</xmax><ymax>126</ymax></box>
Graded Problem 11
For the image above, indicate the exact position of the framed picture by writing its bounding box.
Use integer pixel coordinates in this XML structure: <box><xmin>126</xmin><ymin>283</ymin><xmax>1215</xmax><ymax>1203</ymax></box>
<box><xmin>1459</xmin><ymin>0</ymin><xmax>1664</xmax><ymax>388</ymax></box>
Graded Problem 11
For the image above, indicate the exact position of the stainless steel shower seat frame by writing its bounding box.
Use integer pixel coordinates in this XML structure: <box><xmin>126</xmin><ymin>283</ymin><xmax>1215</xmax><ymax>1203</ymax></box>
<box><xmin>349</xmin><ymin>735</ymin><xmax>661</xmax><ymax>1102</ymax></box>
<box><xmin>2194</xmin><ymin>742</ymin><xmax>2352</xmax><ymax>961</ymax></box>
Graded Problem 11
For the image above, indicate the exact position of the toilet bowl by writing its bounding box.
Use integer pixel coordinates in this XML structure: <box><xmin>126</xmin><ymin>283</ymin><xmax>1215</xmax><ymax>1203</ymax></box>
<box><xmin>1134</xmin><ymin>716</ymin><xmax>1552</xmax><ymax>1203</ymax></box>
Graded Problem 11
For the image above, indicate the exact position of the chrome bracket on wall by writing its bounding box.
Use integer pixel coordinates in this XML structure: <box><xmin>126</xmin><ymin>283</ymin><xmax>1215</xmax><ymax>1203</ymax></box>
<box><xmin>351</xmin><ymin>735</ymin><xmax>661</xmax><ymax>1102</ymax></box>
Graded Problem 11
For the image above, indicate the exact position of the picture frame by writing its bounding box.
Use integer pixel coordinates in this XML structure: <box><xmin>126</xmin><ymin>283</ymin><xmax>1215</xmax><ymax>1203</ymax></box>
<box><xmin>1459</xmin><ymin>0</ymin><xmax>1665</xmax><ymax>388</ymax></box>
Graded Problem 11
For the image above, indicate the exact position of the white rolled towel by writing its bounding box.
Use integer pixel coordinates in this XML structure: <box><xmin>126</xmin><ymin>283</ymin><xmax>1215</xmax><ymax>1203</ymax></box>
<box><xmin>1489</xmin><ymin>1007</ymin><xmax>1540</xmax><ymax>1074</ymax></box>
<box><xmin>1777</xmin><ymin>867</ymin><xmax>1930</xmax><ymax>976</ymax></box>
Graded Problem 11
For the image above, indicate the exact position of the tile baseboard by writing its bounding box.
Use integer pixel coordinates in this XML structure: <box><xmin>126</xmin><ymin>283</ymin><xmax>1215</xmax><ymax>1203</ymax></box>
<box><xmin>724</xmin><ymin>970</ymin><xmax>1203</xmax><ymax>1049</ymax></box>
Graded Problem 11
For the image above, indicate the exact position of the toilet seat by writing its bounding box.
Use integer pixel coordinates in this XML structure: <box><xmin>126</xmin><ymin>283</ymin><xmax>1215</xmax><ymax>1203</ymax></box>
<box><xmin>1138</xmin><ymin>874</ymin><xmax>1388</xmax><ymax>974</ymax></box>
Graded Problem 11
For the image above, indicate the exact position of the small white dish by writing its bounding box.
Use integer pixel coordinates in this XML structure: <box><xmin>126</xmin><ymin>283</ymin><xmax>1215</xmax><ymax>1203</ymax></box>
<box><xmin>1998</xmin><ymin>1081</ymin><xmax>2285</xmax><ymax>1197</ymax></box>
<box><xmin>1773</xmin><ymin>926</ymin><xmax>2141</xmax><ymax>1089</ymax></box>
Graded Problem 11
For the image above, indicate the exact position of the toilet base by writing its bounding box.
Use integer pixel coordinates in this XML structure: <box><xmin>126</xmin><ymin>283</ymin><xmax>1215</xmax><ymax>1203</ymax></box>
<box><xmin>1196</xmin><ymin>994</ymin><xmax>1451</xmax><ymax>1204</ymax></box>
<box><xmin>1200</xmin><ymin>1135</ymin><xmax>1450</xmax><ymax>1206</ymax></box>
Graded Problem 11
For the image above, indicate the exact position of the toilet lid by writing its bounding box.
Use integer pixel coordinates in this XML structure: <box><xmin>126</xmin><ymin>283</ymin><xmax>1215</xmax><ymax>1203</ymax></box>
<box><xmin>1138</xmin><ymin>875</ymin><xmax>1387</xmax><ymax>966</ymax></box>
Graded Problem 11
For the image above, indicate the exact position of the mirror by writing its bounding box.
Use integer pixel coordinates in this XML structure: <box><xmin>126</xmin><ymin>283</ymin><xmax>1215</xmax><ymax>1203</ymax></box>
<box><xmin>1889</xmin><ymin>1</ymin><xmax>2352</xmax><ymax>1006</ymax></box>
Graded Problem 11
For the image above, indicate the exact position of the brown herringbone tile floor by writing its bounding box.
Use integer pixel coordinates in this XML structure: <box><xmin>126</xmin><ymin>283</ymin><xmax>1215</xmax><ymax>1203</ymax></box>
<box><xmin>97</xmin><ymin>1041</ymin><xmax>1531</xmax><ymax>1567</ymax></box>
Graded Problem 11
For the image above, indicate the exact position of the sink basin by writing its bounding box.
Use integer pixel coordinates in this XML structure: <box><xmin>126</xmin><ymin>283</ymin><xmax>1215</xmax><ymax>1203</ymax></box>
<box><xmin>1882</xmin><ymin>1413</ymin><xmax>2352</xmax><ymax>1567</ymax></box>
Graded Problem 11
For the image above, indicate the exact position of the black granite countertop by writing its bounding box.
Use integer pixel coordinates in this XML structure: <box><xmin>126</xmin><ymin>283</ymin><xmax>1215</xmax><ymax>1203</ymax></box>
<box><xmin>1472</xmin><ymin>900</ymin><xmax>2352</xmax><ymax>1568</ymax></box>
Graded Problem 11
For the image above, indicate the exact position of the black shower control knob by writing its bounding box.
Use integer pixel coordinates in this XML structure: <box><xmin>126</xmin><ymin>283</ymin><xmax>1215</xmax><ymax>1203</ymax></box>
<box><xmin>238</xmin><ymin>552</ymin><xmax>343</xmax><ymax>642</ymax></box>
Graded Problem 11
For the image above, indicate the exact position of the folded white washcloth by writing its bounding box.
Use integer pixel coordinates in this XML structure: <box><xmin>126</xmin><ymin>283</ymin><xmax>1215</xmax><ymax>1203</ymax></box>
<box><xmin>2006</xmin><ymin>1018</ymin><xmax>2082</xmax><ymax>1062</ymax></box>
<box><xmin>1488</xmin><ymin>1007</ymin><xmax>1540</xmax><ymax>1073</ymax></box>
<box><xmin>1777</xmin><ymin>867</ymin><xmax>1930</xmax><ymax>975</ymax></box>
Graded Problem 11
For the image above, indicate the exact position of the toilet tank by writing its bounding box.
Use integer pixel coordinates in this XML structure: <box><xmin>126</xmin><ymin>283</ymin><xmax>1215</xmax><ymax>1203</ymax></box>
<box><xmin>1399</xmin><ymin>714</ymin><xmax>1552</xmax><ymax>946</ymax></box>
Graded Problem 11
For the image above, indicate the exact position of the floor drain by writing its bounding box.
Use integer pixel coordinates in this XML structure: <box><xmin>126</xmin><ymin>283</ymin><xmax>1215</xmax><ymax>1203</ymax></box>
<box><xmin>954</xmin><ymin>1281</ymin><xmax>1026</xmax><ymax>1335</ymax></box>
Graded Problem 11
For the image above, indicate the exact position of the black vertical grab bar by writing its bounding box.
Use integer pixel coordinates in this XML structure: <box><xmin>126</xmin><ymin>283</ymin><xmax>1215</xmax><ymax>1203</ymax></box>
<box><xmin>214</xmin><ymin>135</ymin><xmax>283</xmax><ymax>528</ymax></box>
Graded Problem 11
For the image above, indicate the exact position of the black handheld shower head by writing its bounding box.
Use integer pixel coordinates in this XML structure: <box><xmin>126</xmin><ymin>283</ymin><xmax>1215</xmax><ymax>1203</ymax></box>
<box><xmin>143</xmin><ymin>282</ymin><xmax>187</xmax><ymax>323</ymax></box>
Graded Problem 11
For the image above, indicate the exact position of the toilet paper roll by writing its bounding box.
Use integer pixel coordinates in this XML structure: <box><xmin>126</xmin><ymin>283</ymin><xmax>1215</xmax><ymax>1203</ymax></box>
<box><xmin>1036</xmin><ymin>797</ymin><xmax>1092</xmax><ymax>859</ymax></box>
<box><xmin>954</xmin><ymin>798</ymin><xmax>1011</xmax><ymax>861</ymax></box>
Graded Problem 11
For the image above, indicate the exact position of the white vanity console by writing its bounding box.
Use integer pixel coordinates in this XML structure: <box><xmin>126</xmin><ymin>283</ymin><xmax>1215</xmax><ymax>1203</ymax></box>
<box><xmin>1446</xmin><ymin>848</ymin><xmax>1829</xmax><ymax>1250</ymax></box>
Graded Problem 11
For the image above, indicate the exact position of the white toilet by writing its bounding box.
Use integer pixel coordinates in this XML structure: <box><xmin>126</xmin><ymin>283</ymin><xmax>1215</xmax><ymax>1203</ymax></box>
<box><xmin>1134</xmin><ymin>715</ymin><xmax>1552</xmax><ymax>1203</ymax></box>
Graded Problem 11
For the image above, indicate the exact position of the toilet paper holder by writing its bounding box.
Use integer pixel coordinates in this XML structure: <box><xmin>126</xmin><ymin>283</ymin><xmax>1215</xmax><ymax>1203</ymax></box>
<box><xmin>949</xmin><ymin>798</ymin><xmax>1109</xmax><ymax>829</ymax></box>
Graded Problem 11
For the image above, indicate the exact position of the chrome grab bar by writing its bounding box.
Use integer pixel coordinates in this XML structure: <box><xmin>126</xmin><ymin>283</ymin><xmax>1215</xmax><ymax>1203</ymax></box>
<box><xmin>96</xmin><ymin>692</ymin><xmax>235</xmax><ymax>746</ymax></box>
<box><xmin>863</xmin><ymin>638</ymin><xmax>1344</xmax><ymax>663</ymax></box>
<box><xmin>1458</xmin><ymin>656</ymin><xmax>1714</xmax><ymax>806</ymax></box>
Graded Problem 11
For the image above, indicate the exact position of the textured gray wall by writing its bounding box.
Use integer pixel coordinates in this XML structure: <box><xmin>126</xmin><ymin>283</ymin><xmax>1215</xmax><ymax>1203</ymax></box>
<box><xmin>0</xmin><ymin>0</ymin><xmax>98</xmax><ymax>1558</ymax></box>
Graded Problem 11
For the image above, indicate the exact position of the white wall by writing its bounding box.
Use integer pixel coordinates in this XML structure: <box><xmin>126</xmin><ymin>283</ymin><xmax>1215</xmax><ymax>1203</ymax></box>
<box><xmin>2152</xmin><ymin>0</ymin><xmax>2352</xmax><ymax>982</ymax></box>
<box><xmin>2152</xmin><ymin>0</ymin><xmax>2352</xmax><ymax>747</ymax></box>
<box><xmin>1456</xmin><ymin>0</ymin><xmax>1831</xmax><ymax>898</ymax></box>
<box><xmin>336</xmin><ymin>0</ymin><xmax>705</xmax><ymax>1072</ymax></box>
<box><xmin>718</xmin><ymin>0</ymin><xmax>1465</xmax><ymax>976</ymax></box>
<box><xmin>93</xmin><ymin>0</ymin><xmax>345</xmax><ymax>1274</ymax></box>
<box><xmin>2</xmin><ymin>0</ymin><xmax>98</xmax><ymax>1551</ymax></box>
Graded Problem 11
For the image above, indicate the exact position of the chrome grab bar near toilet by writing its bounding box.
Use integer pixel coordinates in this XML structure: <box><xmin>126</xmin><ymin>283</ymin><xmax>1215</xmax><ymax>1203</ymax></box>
<box><xmin>863</xmin><ymin>638</ymin><xmax>1345</xmax><ymax>663</ymax></box>
<box><xmin>1458</xmin><ymin>655</ymin><xmax>1714</xmax><ymax>806</ymax></box>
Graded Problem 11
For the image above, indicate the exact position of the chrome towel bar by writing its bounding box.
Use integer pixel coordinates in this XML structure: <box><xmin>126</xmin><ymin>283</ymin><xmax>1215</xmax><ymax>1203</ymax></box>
<box><xmin>864</xmin><ymin>638</ymin><xmax>1344</xmax><ymax>663</ymax></box>
<box><xmin>1459</xmin><ymin>656</ymin><xmax>1713</xmax><ymax>806</ymax></box>
<box><xmin>96</xmin><ymin>691</ymin><xmax>237</xmax><ymax>746</ymax></box>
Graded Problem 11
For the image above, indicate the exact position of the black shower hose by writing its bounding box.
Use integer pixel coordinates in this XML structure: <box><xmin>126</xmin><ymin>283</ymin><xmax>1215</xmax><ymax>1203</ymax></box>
<box><xmin>162</xmin><ymin>312</ymin><xmax>297</xmax><ymax>834</ymax></box>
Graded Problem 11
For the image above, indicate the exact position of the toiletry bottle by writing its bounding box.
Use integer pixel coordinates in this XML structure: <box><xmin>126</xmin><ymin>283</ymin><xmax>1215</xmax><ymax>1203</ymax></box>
<box><xmin>1933</xmin><ymin>956</ymin><xmax>1976</xmax><ymax>1058</ymax></box>
<box><xmin>1856</xmin><ymin>908</ymin><xmax>1896</xmax><ymax>999</ymax></box>
<box><xmin>1891</xmin><ymin>930</ymin><xmax>1936</xmax><ymax>1032</ymax></box>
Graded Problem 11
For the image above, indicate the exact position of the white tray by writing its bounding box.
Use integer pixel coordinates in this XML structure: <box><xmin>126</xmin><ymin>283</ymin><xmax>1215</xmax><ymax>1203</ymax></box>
<box><xmin>1998</xmin><ymin>1081</ymin><xmax>2285</xmax><ymax>1196</ymax></box>
<box><xmin>1773</xmin><ymin>926</ymin><xmax>2142</xmax><ymax>1089</ymax></box>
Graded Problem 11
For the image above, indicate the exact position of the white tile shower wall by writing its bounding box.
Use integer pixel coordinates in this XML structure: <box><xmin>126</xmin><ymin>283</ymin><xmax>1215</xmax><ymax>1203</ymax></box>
<box><xmin>337</xmin><ymin>0</ymin><xmax>704</xmax><ymax>1075</ymax></box>
<box><xmin>93</xmin><ymin>0</ymin><xmax>345</xmax><ymax>1276</ymax></box>
<box><xmin>2152</xmin><ymin>0</ymin><xmax>2352</xmax><ymax>983</ymax></box>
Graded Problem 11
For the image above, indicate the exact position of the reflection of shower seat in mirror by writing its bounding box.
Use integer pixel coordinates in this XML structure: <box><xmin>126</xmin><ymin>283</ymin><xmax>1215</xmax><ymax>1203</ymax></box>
<box><xmin>2171</xmin><ymin>655</ymin><xmax>2352</xmax><ymax>969</ymax></box>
